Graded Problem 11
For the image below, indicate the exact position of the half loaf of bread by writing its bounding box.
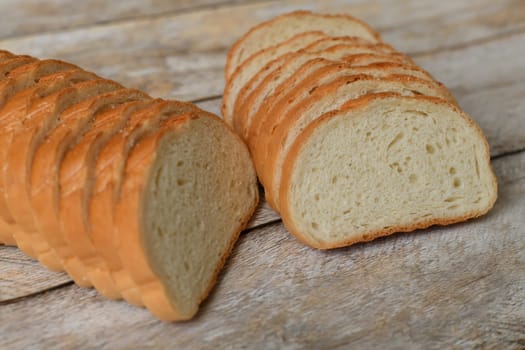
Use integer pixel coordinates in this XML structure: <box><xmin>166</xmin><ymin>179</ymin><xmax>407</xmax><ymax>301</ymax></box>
<box><xmin>223</xmin><ymin>11</ymin><xmax>497</xmax><ymax>250</ymax></box>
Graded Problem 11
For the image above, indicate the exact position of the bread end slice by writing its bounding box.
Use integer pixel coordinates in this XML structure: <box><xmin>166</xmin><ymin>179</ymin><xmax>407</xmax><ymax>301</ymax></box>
<box><xmin>280</xmin><ymin>94</ymin><xmax>497</xmax><ymax>249</ymax></box>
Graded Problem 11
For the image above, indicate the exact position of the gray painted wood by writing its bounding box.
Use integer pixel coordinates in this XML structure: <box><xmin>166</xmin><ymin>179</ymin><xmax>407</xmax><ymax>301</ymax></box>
<box><xmin>1</xmin><ymin>151</ymin><xmax>523</xmax><ymax>349</ymax></box>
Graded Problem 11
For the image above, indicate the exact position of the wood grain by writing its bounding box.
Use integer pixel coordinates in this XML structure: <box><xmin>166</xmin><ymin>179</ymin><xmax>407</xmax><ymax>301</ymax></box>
<box><xmin>0</xmin><ymin>246</ymin><xmax>70</xmax><ymax>302</ymax></box>
<box><xmin>0</xmin><ymin>0</ymin><xmax>254</xmax><ymax>39</ymax></box>
<box><xmin>1</xmin><ymin>151</ymin><xmax>523</xmax><ymax>349</ymax></box>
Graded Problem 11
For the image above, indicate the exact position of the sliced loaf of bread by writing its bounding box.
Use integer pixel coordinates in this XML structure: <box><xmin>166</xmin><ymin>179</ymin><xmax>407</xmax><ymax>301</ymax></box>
<box><xmin>223</xmin><ymin>10</ymin><xmax>497</xmax><ymax>250</ymax></box>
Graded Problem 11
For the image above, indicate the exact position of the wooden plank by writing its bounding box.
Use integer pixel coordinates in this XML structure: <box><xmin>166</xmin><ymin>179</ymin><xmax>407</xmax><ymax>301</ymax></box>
<box><xmin>0</xmin><ymin>0</ymin><xmax>255</xmax><ymax>39</ymax></box>
<box><xmin>1</xmin><ymin>150</ymin><xmax>523</xmax><ymax>349</ymax></box>
<box><xmin>0</xmin><ymin>0</ymin><xmax>522</xmax><ymax>102</ymax></box>
<box><xmin>0</xmin><ymin>246</ymin><xmax>70</xmax><ymax>302</ymax></box>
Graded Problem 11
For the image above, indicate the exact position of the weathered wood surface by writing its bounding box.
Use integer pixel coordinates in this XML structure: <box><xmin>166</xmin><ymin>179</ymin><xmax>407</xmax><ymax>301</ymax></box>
<box><xmin>1</xmin><ymin>151</ymin><xmax>524</xmax><ymax>349</ymax></box>
<box><xmin>0</xmin><ymin>0</ymin><xmax>524</xmax><ymax>348</ymax></box>
<box><xmin>0</xmin><ymin>0</ymin><xmax>251</xmax><ymax>39</ymax></box>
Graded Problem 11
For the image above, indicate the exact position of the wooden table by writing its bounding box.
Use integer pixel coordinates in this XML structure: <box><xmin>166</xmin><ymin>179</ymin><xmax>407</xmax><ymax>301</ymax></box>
<box><xmin>1</xmin><ymin>0</ymin><xmax>524</xmax><ymax>348</ymax></box>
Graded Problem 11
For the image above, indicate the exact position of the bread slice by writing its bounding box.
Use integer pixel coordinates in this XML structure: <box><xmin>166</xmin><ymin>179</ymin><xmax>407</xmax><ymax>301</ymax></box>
<box><xmin>234</xmin><ymin>47</ymin><xmax>416</xmax><ymax>140</ymax></box>
<box><xmin>89</xmin><ymin>100</ymin><xmax>198</xmax><ymax>305</ymax></box>
<box><xmin>58</xmin><ymin>94</ymin><xmax>151</xmax><ymax>300</ymax></box>
<box><xmin>0</xmin><ymin>61</ymin><xmax>84</xmax><ymax>256</ymax></box>
<box><xmin>225</xmin><ymin>10</ymin><xmax>381</xmax><ymax>79</ymax></box>
<box><xmin>222</xmin><ymin>31</ymin><xmax>328</xmax><ymax>125</ymax></box>
<box><xmin>279</xmin><ymin>93</ymin><xmax>497</xmax><ymax>249</ymax></box>
<box><xmin>27</xmin><ymin>86</ymin><xmax>142</xmax><ymax>289</ymax></box>
<box><xmin>260</xmin><ymin>75</ymin><xmax>456</xmax><ymax>209</ymax></box>
<box><xmin>248</xmin><ymin>60</ymin><xmax>444</xmax><ymax>157</ymax></box>
<box><xmin>303</xmin><ymin>36</ymin><xmax>397</xmax><ymax>53</ymax></box>
<box><xmin>113</xmin><ymin>110</ymin><xmax>258</xmax><ymax>321</ymax></box>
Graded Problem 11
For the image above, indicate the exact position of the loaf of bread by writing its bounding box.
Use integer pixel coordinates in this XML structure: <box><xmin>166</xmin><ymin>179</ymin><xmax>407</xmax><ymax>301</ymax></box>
<box><xmin>223</xmin><ymin>10</ymin><xmax>497</xmax><ymax>249</ymax></box>
<box><xmin>0</xmin><ymin>50</ymin><xmax>259</xmax><ymax>320</ymax></box>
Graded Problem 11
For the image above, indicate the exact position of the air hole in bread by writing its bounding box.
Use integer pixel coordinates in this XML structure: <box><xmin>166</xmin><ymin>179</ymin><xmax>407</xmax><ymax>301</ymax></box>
<box><xmin>426</xmin><ymin>144</ymin><xmax>435</xmax><ymax>154</ymax></box>
<box><xmin>453</xmin><ymin>178</ymin><xmax>461</xmax><ymax>188</ymax></box>
<box><xmin>409</xmin><ymin>174</ymin><xmax>417</xmax><ymax>183</ymax></box>
<box><xmin>449</xmin><ymin>167</ymin><xmax>456</xmax><ymax>175</ymax></box>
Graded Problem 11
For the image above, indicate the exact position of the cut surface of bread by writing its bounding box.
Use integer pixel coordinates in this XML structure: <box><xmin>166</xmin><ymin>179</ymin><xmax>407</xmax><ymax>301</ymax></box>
<box><xmin>114</xmin><ymin>111</ymin><xmax>258</xmax><ymax>321</ymax></box>
<box><xmin>280</xmin><ymin>94</ymin><xmax>497</xmax><ymax>249</ymax></box>
<box><xmin>89</xmin><ymin>99</ymin><xmax>198</xmax><ymax>305</ymax></box>
<box><xmin>225</xmin><ymin>10</ymin><xmax>381</xmax><ymax>78</ymax></box>
<box><xmin>222</xmin><ymin>31</ymin><xmax>327</xmax><ymax>124</ymax></box>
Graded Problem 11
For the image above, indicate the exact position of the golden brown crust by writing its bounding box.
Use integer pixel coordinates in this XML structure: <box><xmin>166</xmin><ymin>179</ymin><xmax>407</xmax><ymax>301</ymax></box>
<box><xmin>222</xmin><ymin>31</ymin><xmax>328</xmax><ymax>125</ymax></box>
<box><xmin>0</xmin><ymin>69</ymin><xmax>96</xmax><ymax>271</ymax></box>
<box><xmin>279</xmin><ymin>93</ymin><xmax>498</xmax><ymax>249</ymax></box>
<box><xmin>59</xmin><ymin>93</ymin><xmax>150</xmax><ymax>299</ymax></box>
<box><xmin>225</xmin><ymin>10</ymin><xmax>382</xmax><ymax>79</ymax></box>
<box><xmin>0</xmin><ymin>63</ymin><xmax>91</xmax><ymax>259</ymax></box>
<box><xmin>26</xmin><ymin>81</ymin><xmax>123</xmax><ymax>285</ymax></box>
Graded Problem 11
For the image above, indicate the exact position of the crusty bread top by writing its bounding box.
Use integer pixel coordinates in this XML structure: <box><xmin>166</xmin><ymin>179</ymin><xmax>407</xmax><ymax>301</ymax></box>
<box><xmin>225</xmin><ymin>10</ymin><xmax>382</xmax><ymax>79</ymax></box>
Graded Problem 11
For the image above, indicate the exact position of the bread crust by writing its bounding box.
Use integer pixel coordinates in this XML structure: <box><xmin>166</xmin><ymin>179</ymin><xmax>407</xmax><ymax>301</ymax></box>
<box><xmin>1</xmin><ymin>69</ymin><xmax>99</xmax><ymax>263</ymax></box>
<box><xmin>248</xmin><ymin>61</ymin><xmax>445</xmax><ymax>179</ymax></box>
<box><xmin>225</xmin><ymin>10</ymin><xmax>381</xmax><ymax>79</ymax></box>
<box><xmin>0</xmin><ymin>62</ymin><xmax>86</xmax><ymax>258</ymax></box>
<box><xmin>279</xmin><ymin>93</ymin><xmax>498</xmax><ymax>249</ymax></box>
<box><xmin>59</xmin><ymin>93</ymin><xmax>150</xmax><ymax>299</ymax></box>
<box><xmin>222</xmin><ymin>31</ymin><xmax>328</xmax><ymax>125</ymax></box>
<box><xmin>26</xmin><ymin>81</ymin><xmax>123</xmax><ymax>285</ymax></box>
